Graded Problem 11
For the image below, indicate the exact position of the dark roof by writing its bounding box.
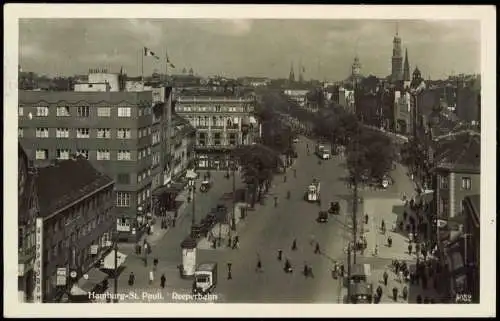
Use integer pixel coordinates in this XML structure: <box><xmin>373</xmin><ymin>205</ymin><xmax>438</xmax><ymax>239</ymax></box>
<box><xmin>19</xmin><ymin>90</ymin><xmax>152</xmax><ymax>105</ymax></box>
<box><xmin>434</xmin><ymin>130</ymin><xmax>480</xmax><ymax>172</ymax></box>
<box><xmin>36</xmin><ymin>156</ymin><xmax>114</xmax><ymax>218</ymax></box>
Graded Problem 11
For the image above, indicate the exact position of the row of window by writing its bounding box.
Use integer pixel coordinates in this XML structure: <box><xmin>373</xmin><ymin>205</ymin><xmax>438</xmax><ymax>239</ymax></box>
<box><xmin>138</xmin><ymin>127</ymin><xmax>152</xmax><ymax>138</ymax></box>
<box><xmin>177</xmin><ymin>105</ymin><xmax>245</xmax><ymax>113</ymax></box>
<box><xmin>183</xmin><ymin>115</ymin><xmax>242</xmax><ymax>128</ymax></box>
<box><xmin>35</xmin><ymin>149</ymin><xmax>133</xmax><ymax>161</ymax></box>
<box><xmin>25</xmin><ymin>127</ymin><xmax>135</xmax><ymax>139</ymax></box>
<box><xmin>197</xmin><ymin>132</ymin><xmax>237</xmax><ymax>146</ymax></box>
<box><xmin>440</xmin><ymin>176</ymin><xmax>473</xmax><ymax>190</ymax></box>
<box><xmin>19</xmin><ymin>106</ymin><xmax>135</xmax><ymax>118</ymax></box>
<box><xmin>137</xmin><ymin>188</ymin><xmax>151</xmax><ymax>207</ymax></box>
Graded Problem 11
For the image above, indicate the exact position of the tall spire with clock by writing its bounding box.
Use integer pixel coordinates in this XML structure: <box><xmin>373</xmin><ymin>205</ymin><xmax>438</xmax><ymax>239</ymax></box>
<box><xmin>391</xmin><ymin>22</ymin><xmax>404</xmax><ymax>82</ymax></box>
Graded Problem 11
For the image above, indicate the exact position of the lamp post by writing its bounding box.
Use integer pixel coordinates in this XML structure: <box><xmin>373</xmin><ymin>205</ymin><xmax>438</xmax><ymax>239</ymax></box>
<box><xmin>231</xmin><ymin>160</ymin><xmax>237</xmax><ymax>231</ymax></box>
<box><xmin>112</xmin><ymin>231</ymin><xmax>119</xmax><ymax>303</ymax></box>
<box><xmin>188</xmin><ymin>179</ymin><xmax>196</xmax><ymax>238</ymax></box>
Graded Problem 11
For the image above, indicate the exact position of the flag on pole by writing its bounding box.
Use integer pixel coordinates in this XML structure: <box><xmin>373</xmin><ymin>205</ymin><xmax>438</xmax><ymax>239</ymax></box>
<box><xmin>144</xmin><ymin>47</ymin><xmax>160</xmax><ymax>60</ymax></box>
<box><xmin>166</xmin><ymin>50</ymin><xmax>175</xmax><ymax>68</ymax></box>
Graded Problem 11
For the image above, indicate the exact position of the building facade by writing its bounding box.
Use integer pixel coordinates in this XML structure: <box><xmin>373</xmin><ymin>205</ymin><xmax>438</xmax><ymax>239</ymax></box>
<box><xmin>18</xmin><ymin>89</ymin><xmax>171</xmax><ymax>241</ymax></box>
<box><xmin>32</xmin><ymin>156</ymin><xmax>115</xmax><ymax>302</ymax></box>
<box><xmin>18</xmin><ymin>143</ymin><xmax>39</xmax><ymax>303</ymax></box>
<box><xmin>170</xmin><ymin>114</ymin><xmax>197</xmax><ymax>178</ymax></box>
<box><xmin>432</xmin><ymin>130</ymin><xmax>480</xmax><ymax>221</ymax></box>
<box><xmin>174</xmin><ymin>94</ymin><xmax>259</xmax><ymax>170</ymax></box>
<box><xmin>460</xmin><ymin>194</ymin><xmax>480</xmax><ymax>302</ymax></box>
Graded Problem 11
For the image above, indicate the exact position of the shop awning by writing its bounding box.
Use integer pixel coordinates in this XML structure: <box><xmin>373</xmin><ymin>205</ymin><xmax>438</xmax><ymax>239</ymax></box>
<box><xmin>102</xmin><ymin>250</ymin><xmax>127</xmax><ymax>270</ymax></box>
<box><xmin>186</xmin><ymin>169</ymin><xmax>198</xmax><ymax>179</ymax></box>
<box><xmin>153</xmin><ymin>184</ymin><xmax>184</xmax><ymax>196</ymax></box>
<box><xmin>71</xmin><ymin>268</ymin><xmax>108</xmax><ymax>295</ymax></box>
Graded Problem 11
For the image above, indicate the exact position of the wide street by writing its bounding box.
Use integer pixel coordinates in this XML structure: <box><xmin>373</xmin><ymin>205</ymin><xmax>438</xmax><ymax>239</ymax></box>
<box><xmin>110</xmin><ymin>135</ymin><xmax>355</xmax><ymax>303</ymax></box>
<box><xmin>106</xmin><ymin>91</ymin><xmax>423</xmax><ymax>304</ymax></box>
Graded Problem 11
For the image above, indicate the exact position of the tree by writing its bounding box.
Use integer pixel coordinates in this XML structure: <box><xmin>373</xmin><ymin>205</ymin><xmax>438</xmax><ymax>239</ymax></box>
<box><xmin>232</xmin><ymin>144</ymin><xmax>283</xmax><ymax>207</ymax></box>
<box><xmin>346</xmin><ymin>128</ymin><xmax>397</xmax><ymax>184</ymax></box>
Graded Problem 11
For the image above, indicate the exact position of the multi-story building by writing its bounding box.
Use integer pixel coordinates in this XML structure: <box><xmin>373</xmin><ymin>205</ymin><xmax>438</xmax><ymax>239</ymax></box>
<box><xmin>283</xmin><ymin>88</ymin><xmax>310</xmax><ymax>108</ymax></box>
<box><xmin>460</xmin><ymin>194</ymin><xmax>480</xmax><ymax>302</ymax></box>
<box><xmin>170</xmin><ymin>114</ymin><xmax>197</xmax><ymax>179</ymax></box>
<box><xmin>18</xmin><ymin>143</ymin><xmax>39</xmax><ymax>303</ymax></box>
<box><xmin>174</xmin><ymin>93</ymin><xmax>259</xmax><ymax>170</ymax></box>
<box><xmin>31</xmin><ymin>155</ymin><xmax>115</xmax><ymax>302</ymax></box>
<box><xmin>18</xmin><ymin>88</ymin><xmax>172</xmax><ymax>241</ymax></box>
<box><xmin>432</xmin><ymin>130</ymin><xmax>480</xmax><ymax>222</ymax></box>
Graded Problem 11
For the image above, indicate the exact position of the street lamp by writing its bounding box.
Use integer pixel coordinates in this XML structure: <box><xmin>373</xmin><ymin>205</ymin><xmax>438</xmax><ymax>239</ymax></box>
<box><xmin>188</xmin><ymin>179</ymin><xmax>197</xmax><ymax>238</ymax></box>
<box><xmin>112</xmin><ymin>231</ymin><xmax>119</xmax><ymax>303</ymax></box>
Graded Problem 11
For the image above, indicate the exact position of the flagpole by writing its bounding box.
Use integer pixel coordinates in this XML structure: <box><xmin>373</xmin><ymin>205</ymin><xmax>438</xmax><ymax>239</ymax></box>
<box><xmin>141</xmin><ymin>47</ymin><xmax>144</xmax><ymax>84</ymax></box>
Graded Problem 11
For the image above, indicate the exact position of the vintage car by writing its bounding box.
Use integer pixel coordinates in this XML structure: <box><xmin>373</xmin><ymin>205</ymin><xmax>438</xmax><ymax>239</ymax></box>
<box><xmin>328</xmin><ymin>201</ymin><xmax>340</xmax><ymax>215</ymax></box>
<box><xmin>199</xmin><ymin>180</ymin><xmax>212</xmax><ymax>193</ymax></box>
<box><xmin>317</xmin><ymin>211</ymin><xmax>329</xmax><ymax>223</ymax></box>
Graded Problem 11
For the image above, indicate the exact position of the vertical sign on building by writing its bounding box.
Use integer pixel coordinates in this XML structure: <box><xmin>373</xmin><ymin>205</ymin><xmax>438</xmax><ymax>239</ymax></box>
<box><xmin>33</xmin><ymin>218</ymin><xmax>43</xmax><ymax>303</ymax></box>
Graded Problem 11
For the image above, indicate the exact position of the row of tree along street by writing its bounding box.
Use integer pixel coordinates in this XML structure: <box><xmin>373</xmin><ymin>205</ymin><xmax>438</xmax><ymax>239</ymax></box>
<box><xmin>230</xmin><ymin>97</ymin><xmax>298</xmax><ymax>208</ymax></box>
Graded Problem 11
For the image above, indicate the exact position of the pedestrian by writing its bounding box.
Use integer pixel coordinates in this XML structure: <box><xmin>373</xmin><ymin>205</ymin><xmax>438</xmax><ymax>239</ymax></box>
<box><xmin>364</xmin><ymin>214</ymin><xmax>369</xmax><ymax>224</ymax></box>
<box><xmin>227</xmin><ymin>237</ymin><xmax>232</xmax><ymax>249</ymax></box>
<box><xmin>314</xmin><ymin>242</ymin><xmax>321</xmax><ymax>254</ymax></box>
<box><xmin>274</xmin><ymin>196</ymin><xmax>278</xmax><ymax>208</ymax></box>
<box><xmin>293</xmin><ymin>168</ymin><xmax>297</xmax><ymax>178</ymax></box>
<box><xmin>212</xmin><ymin>238</ymin><xmax>217</xmax><ymax>249</ymax></box>
<box><xmin>291</xmin><ymin>239</ymin><xmax>297</xmax><ymax>251</ymax></box>
<box><xmin>227</xmin><ymin>262</ymin><xmax>232</xmax><ymax>280</ymax></box>
<box><xmin>383</xmin><ymin>270</ymin><xmax>389</xmax><ymax>286</ymax></box>
<box><xmin>283</xmin><ymin>175</ymin><xmax>287</xmax><ymax>182</ymax></box>
<box><xmin>256</xmin><ymin>256</ymin><xmax>263</xmax><ymax>273</ymax></box>
<box><xmin>373</xmin><ymin>245</ymin><xmax>378</xmax><ymax>256</ymax></box>
<box><xmin>422</xmin><ymin>248</ymin><xmax>428</xmax><ymax>261</ymax></box>
<box><xmin>303</xmin><ymin>263</ymin><xmax>309</xmax><ymax>278</ymax></box>
<box><xmin>154</xmin><ymin>257</ymin><xmax>159</xmax><ymax>267</ymax></box>
<box><xmin>232</xmin><ymin>236</ymin><xmax>239</xmax><ymax>249</ymax></box>
<box><xmin>409</xmin><ymin>232</ymin><xmax>414</xmax><ymax>243</ymax></box>
<box><xmin>376</xmin><ymin>285</ymin><xmax>383</xmax><ymax>299</ymax></box>
<box><xmin>149</xmin><ymin>270</ymin><xmax>154</xmax><ymax>285</ymax></box>
<box><xmin>381</xmin><ymin>219</ymin><xmax>385</xmax><ymax>232</ymax></box>
<box><xmin>284</xmin><ymin>258</ymin><xmax>292</xmax><ymax>273</ymax></box>
<box><xmin>392</xmin><ymin>287</ymin><xmax>398</xmax><ymax>302</ymax></box>
<box><xmin>399</xmin><ymin>221</ymin><xmax>404</xmax><ymax>231</ymax></box>
<box><xmin>402</xmin><ymin>286</ymin><xmax>408</xmax><ymax>300</ymax></box>
<box><xmin>387</xmin><ymin>236</ymin><xmax>393</xmax><ymax>247</ymax></box>
<box><xmin>160</xmin><ymin>273</ymin><xmax>166</xmax><ymax>288</ymax></box>
<box><xmin>286</xmin><ymin>190</ymin><xmax>291</xmax><ymax>199</ymax></box>
<box><xmin>135</xmin><ymin>243</ymin><xmax>141</xmax><ymax>255</ymax></box>
<box><xmin>408</xmin><ymin>243</ymin><xmax>413</xmax><ymax>255</ymax></box>
<box><xmin>277</xmin><ymin>249</ymin><xmax>283</xmax><ymax>261</ymax></box>
<box><xmin>128</xmin><ymin>272</ymin><xmax>135</xmax><ymax>286</ymax></box>
<box><xmin>416</xmin><ymin>295</ymin><xmax>423</xmax><ymax>304</ymax></box>
<box><xmin>399</xmin><ymin>270</ymin><xmax>404</xmax><ymax>283</ymax></box>
<box><xmin>172</xmin><ymin>217</ymin><xmax>176</xmax><ymax>227</ymax></box>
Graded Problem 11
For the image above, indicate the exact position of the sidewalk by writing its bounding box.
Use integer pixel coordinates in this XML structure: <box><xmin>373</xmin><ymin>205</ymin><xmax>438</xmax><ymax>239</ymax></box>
<box><xmin>118</xmin><ymin>181</ymin><xmax>194</xmax><ymax>254</ymax></box>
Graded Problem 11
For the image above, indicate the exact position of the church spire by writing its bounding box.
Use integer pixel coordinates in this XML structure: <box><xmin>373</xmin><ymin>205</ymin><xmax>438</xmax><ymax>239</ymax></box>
<box><xmin>403</xmin><ymin>48</ymin><xmax>410</xmax><ymax>81</ymax></box>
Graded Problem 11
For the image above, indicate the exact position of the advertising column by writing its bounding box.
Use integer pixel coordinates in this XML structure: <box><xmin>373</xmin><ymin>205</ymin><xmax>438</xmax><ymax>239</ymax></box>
<box><xmin>33</xmin><ymin>218</ymin><xmax>44</xmax><ymax>303</ymax></box>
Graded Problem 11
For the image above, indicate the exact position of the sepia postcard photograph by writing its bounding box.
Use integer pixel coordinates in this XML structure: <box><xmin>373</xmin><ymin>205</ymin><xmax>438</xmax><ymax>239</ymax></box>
<box><xmin>3</xmin><ymin>3</ymin><xmax>496</xmax><ymax>318</ymax></box>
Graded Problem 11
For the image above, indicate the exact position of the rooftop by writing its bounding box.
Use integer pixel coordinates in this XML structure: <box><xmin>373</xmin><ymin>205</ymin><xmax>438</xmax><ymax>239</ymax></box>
<box><xmin>434</xmin><ymin>130</ymin><xmax>480</xmax><ymax>172</ymax></box>
<box><xmin>19</xmin><ymin>90</ymin><xmax>153</xmax><ymax>105</ymax></box>
<box><xmin>35</xmin><ymin>156</ymin><xmax>114</xmax><ymax>218</ymax></box>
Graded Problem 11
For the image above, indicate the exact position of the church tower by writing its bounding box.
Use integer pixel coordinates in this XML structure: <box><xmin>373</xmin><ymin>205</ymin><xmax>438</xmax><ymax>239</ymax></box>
<box><xmin>289</xmin><ymin>62</ymin><xmax>295</xmax><ymax>83</ymax></box>
<box><xmin>403</xmin><ymin>48</ymin><xmax>411</xmax><ymax>88</ymax></box>
<box><xmin>352</xmin><ymin>55</ymin><xmax>361</xmax><ymax>78</ymax></box>
<box><xmin>391</xmin><ymin>22</ymin><xmax>403</xmax><ymax>82</ymax></box>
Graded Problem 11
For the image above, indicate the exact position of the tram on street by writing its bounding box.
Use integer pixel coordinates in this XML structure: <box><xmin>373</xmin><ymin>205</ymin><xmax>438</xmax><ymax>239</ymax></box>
<box><xmin>305</xmin><ymin>179</ymin><xmax>321</xmax><ymax>202</ymax></box>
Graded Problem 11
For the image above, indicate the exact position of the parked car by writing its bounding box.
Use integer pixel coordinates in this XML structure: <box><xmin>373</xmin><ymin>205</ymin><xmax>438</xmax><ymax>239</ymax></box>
<box><xmin>317</xmin><ymin>211</ymin><xmax>329</xmax><ymax>223</ymax></box>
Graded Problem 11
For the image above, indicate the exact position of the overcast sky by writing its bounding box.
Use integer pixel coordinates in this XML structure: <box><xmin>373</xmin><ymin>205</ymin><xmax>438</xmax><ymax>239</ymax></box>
<box><xmin>19</xmin><ymin>19</ymin><xmax>480</xmax><ymax>80</ymax></box>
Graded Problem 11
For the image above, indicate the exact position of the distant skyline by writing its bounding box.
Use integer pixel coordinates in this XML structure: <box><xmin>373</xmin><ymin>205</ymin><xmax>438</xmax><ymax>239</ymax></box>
<box><xmin>19</xmin><ymin>19</ymin><xmax>480</xmax><ymax>81</ymax></box>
